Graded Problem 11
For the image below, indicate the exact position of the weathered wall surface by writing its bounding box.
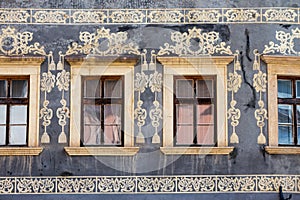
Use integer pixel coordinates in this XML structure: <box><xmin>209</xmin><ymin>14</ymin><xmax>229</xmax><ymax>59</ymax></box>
<box><xmin>0</xmin><ymin>0</ymin><xmax>299</xmax><ymax>199</ymax></box>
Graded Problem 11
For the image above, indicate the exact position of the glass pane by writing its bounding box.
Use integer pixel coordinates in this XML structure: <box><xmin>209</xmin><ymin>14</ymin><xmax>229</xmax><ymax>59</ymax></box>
<box><xmin>83</xmin><ymin>125</ymin><xmax>101</xmax><ymax>145</ymax></box>
<box><xmin>9</xmin><ymin>125</ymin><xmax>27</xmax><ymax>145</ymax></box>
<box><xmin>84</xmin><ymin>105</ymin><xmax>101</xmax><ymax>124</ymax></box>
<box><xmin>0</xmin><ymin>105</ymin><xmax>6</xmax><ymax>124</ymax></box>
<box><xmin>176</xmin><ymin>79</ymin><xmax>193</xmax><ymax>98</ymax></box>
<box><xmin>298</xmin><ymin>127</ymin><xmax>300</xmax><ymax>145</ymax></box>
<box><xmin>278</xmin><ymin>80</ymin><xmax>292</xmax><ymax>98</ymax></box>
<box><xmin>104</xmin><ymin>125</ymin><xmax>121</xmax><ymax>144</ymax></box>
<box><xmin>278</xmin><ymin>125</ymin><xmax>293</xmax><ymax>145</ymax></box>
<box><xmin>104</xmin><ymin>79</ymin><xmax>122</xmax><ymax>98</ymax></box>
<box><xmin>11</xmin><ymin>80</ymin><xmax>28</xmax><ymax>98</ymax></box>
<box><xmin>197</xmin><ymin>80</ymin><xmax>213</xmax><ymax>98</ymax></box>
<box><xmin>176</xmin><ymin>104</ymin><xmax>193</xmax><ymax>124</ymax></box>
<box><xmin>176</xmin><ymin>125</ymin><xmax>193</xmax><ymax>145</ymax></box>
<box><xmin>10</xmin><ymin>105</ymin><xmax>27</xmax><ymax>124</ymax></box>
<box><xmin>0</xmin><ymin>80</ymin><xmax>7</xmax><ymax>97</ymax></box>
<box><xmin>297</xmin><ymin>105</ymin><xmax>300</xmax><ymax>124</ymax></box>
<box><xmin>197</xmin><ymin>104</ymin><xmax>214</xmax><ymax>124</ymax></box>
<box><xmin>297</xmin><ymin>80</ymin><xmax>300</xmax><ymax>98</ymax></box>
<box><xmin>104</xmin><ymin>104</ymin><xmax>121</xmax><ymax>125</ymax></box>
<box><xmin>85</xmin><ymin>79</ymin><xmax>100</xmax><ymax>97</ymax></box>
<box><xmin>278</xmin><ymin>105</ymin><xmax>292</xmax><ymax>124</ymax></box>
<box><xmin>0</xmin><ymin>126</ymin><xmax>6</xmax><ymax>145</ymax></box>
<box><xmin>197</xmin><ymin>125</ymin><xmax>214</xmax><ymax>145</ymax></box>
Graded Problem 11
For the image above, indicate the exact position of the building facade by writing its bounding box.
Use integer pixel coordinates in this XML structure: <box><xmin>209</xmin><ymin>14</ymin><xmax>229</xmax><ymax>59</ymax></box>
<box><xmin>0</xmin><ymin>0</ymin><xmax>299</xmax><ymax>199</ymax></box>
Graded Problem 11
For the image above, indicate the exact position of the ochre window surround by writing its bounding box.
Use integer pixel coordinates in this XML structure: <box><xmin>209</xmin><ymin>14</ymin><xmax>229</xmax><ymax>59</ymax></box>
<box><xmin>158</xmin><ymin>57</ymin><xmax>234</xmax><ymax>155</ymax></box>
<box><xmin>263</xmin><ymin>55</ymin><xmax>300</xmax><ymax>154</ymax></box>
<box><xmin>65</xmin><ymin>56</ymin><xmax>139</xmax><ymax>156</ymax></box>
<box><xmin>0</xmin><ymin>57</ymin><xmax>44</xmax><ymax>156</ymax></box>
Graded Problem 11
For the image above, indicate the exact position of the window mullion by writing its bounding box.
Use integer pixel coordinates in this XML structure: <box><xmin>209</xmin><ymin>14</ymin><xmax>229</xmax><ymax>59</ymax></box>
<box><xmin>193</xmin><ymin>79</ymin><xmax>197</xmax><ymax>145</ymax></box>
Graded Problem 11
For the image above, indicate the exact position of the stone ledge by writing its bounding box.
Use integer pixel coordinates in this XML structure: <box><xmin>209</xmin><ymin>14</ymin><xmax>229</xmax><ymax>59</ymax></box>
<box><xmin>265</xmin><ymin>146</ymin><xmax>300</xmax><ymax>155</ymax></box>
<box><xmin>160</xmin><ymin>147</ymin><xmax>234</xmax><ymax>155</ymax></box>
<box><xmin>0</xmin><ymin>147</ymin><xmax>43</xmax><ymax>156</ymax></box>
<box><xmin>64</xmin><ymin>147</ymin><xmax>139</xmax><ymax>156</ymax></box>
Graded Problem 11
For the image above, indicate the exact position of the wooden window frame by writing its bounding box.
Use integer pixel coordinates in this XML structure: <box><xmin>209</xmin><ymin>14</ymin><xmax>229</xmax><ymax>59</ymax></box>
<box><xmin>158</xmin><ymin>57</ymin><xmax>234</xmax><ymax>155</ymax></box>
<box><xmin>81</xmin><ymin>76</ymin><xmax>124</xmax><ymax>147</ymax></box>
<box><xmin>173</xmin><ymin>75</ymin><xmax>217</xmax><ymax>146</ymax></box>
<box><xmin>65</xmin><ymin>56</ymin><xmax>139</xmax><ymax>156</ymax></box>
<box><xmin>0</xmin><ymin>76</ymin><xmax>30</xmax><ymax>146</ymax></box>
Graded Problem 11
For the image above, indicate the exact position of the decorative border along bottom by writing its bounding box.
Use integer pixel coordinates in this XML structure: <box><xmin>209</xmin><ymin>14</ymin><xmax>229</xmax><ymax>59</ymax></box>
<box><xmin>0</xmin><ymin>175</ymin><xmax>298</xmax><ymax>194</ymax></box>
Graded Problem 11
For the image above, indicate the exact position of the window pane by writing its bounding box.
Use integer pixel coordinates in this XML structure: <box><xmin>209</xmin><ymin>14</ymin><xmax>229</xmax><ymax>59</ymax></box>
<box><xmin>104</xmin><ymin>105</ymin><xmax>121</xmax><ymax>125</ymax></box>
<box><xmin>197</xmin><ymin>104</ymin><xmax>214</xmax><ymax>124</ymax></box>
<box><xmin>197</xmin><ymin>79</ymin><xmax>213</xmax><ymax>98</ymax></box>
<box><xmin>197</xmin><ymin>125</ymin><xmax>214</xmax><ymax>145</ymax></box>
<box><xmin>176</xmin><ymin>79</ymin><xmax>193</xmax><ymax>98</ymax></box>
<box><xmin>296</xmin><ymin>80</ymin><xmax>300</xmax><ymax>98</ymax></box>
<box><xmin>176</xmin><ymin>125</ymin><xmax>193</xmax><ymax>145</ymax></box>
<box><xmin>278</xmin><ymin>80</ymin><xmax>292</xmax><ymax>98</ymax></box>
<box><xmin>11</xmin><ymin>80</ymin><xmax>28</xmax><ymax>98</ymax></box>
<box><xmin>278</xmin><ymin>125</ymin><xmax>293</xmax><ymax>145</ymax></box>
<box><xmin>104</xmin><ymin>104</ymin><xmax>121</xmax><ymax>145</ymax></box>
<box><xmin>0</xmin><ymin>80</ymin><xmax>7</xmax><ymax>97</ymax></box>
<box><xmin>84</xmin><ymin>105</ymin><xmax>101</xmax><ymax>124</ymax></box>
<box><xmin>298</xmin><ymin>127</ymin><xmax>300</xmax><ymax>145</ymax></box>
<box><xmin>9</xmin><ymin>125</ymin><xmax>27</xmax><ymax>145</ymax></box>
<box><xmin>278</xmin><ymin>105</ymin><xmax>292</xmax><ymax>124</ymax></box>
<box><xmin>176</xmin><ymin>104</ymin><xmax>193</xmax><ymax>124</ymax></box>
<box><xmin>104</xmin><ymin>79</ymin><xmax>122</xmax><ymax>98</ymax></box>
<box><xmin>297</xmin><ymin>105</ymin><xmax>300</xmax><ymax>124</ymax></box>
<box><xmin>83</xmin><ymin>125</ymin><xmax>101</xmax><ymax>145</ymax></box>
<box><xmin>0</xmin><ymin>126</ymin><xmax>6</xmax><ymax>145</ymax></box>
<box><xmin>10</xmin><ymin>105</ymin><xmax>27</xmax><ymax>124</ymax></box>
<box><xmin>85</xmin><ymin>79</ymin><xmax>100</xmax><ymax>97</ymax></box>
<box><xmin>0</xmin><ymin>105</ymin><xmax>6</xmax><ymax>124</ymax></box>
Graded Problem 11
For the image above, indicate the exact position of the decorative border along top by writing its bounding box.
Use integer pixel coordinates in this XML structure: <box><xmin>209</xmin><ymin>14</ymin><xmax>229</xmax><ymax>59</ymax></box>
<box><xmin>0</xmin><ymin>7</ymin><xmax>299</xmax><ymax>25</ymax></box>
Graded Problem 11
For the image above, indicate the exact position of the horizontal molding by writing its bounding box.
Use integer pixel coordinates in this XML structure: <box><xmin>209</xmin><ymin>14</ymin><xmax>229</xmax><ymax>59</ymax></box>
<box><xmin>0</xmin><ymin>147</ymin><xmax>43</xmax><ymax>156</ymax></box>
<box><xmin>0</xmin><ymin>175</ymin><xmax>299</xmax><ymax>194</ymax></box>
<box><xmin>265</xmin><ymin>146</ymin><xmax>300</xmax><ymax>154</ymax></box>
<box><xmin>160</xmin><ymin>147</ymin><xmax>234</xmax><ymax>155</ymax></box>
<box><xmin>64</xmin><ymin>147</ymin><xmax>139</xmax><ymax>156</ymax></box>
<box><xmin>0</xmin><ymin>8</ymin><xmax>299</xmax><ymax>25</ymax></box>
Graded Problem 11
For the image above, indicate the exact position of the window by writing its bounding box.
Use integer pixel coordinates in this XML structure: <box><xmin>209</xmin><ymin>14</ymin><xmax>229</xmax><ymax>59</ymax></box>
<box><xmin>158</xmin><ymin>57</ymin><xmax>234</xmax><ymax>155</ymax></box>
<box><xmin>263</xmin><ymin>55</ymin><xmax>300</xmax><ymax>154</ymax></box>
<box><xmin>277</xmin><ymin>77</ymin><xmax>300</xmax><ymax>146</ymax></box>
<box><xmin>0</xmin><ymin>57</ymin><xmax>44</xmax><ymax>155</ymax></box>
<box><xmin>82</xmin><ymin>76</ymin><xmax>123</xmax><ymax>146</ymax></box>
<box><xmin>65</xmin><ymin>56</ymin><xmax>139</xmax><ymax>156</ymax></box>
<box><xmin>0</xmin><ymin>77</ymin><xmax>29</xmax><ymax>146</ymax></box>
<box><xmin>174</xmin><ymin>76</ymin><xmax>216</xmax><ymax>146</ymax></box>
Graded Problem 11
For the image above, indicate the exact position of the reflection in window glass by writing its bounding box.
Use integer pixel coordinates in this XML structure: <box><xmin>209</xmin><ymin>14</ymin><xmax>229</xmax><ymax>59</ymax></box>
<box><xmin>197</xmin><ymin>80</ymin><xmax>213</xmax><ymax>98</ymax></box>
<box><xmin>297</xmin><ymin>80</ymin><xmax>300</xmax><ymax>98</ymax></box>
<box><xmin>176</xmin><ymin>79</ymin><xmax>193</xmax><ymax>98</ymax></box>
<box><xmin>278</xmin><ymin>80</ymin><xmax>292</xmax><ymax>98</ymax></box>
<box><xmin>9</xmin><ymin>126</ymin><xmax>27</xmax><ymax>145</ymax></box>
<box><xmin>278</xmin><ymin>125</ymin><xmax>293</xmax><ymax>145</ymax></box>
<box><xmin>10</xmin><ymin>105</ymin><xmax>27</xmax><ymax>124</ymax></box>
<box><xmin>0</xmin><ymin>105</ymin><xmax>6</xmax><ymax>124</ymax></box>
<box><xmin>0</xmin><ymin>80</ymin><xmax>6</xmax><ymax>97</ymax></box>
<box><xmin>104</xmin><ymin>79</ymin><xmax>122</xmax><ymax>98</ymax></box>
<box><xmin>278</xmin><ymin>105</ymin><xmax>293</xmax><ymax>124</ymax></box>
<box><xmin>0</xmin><ymin>126</ymin><xmax>5</xmax><ymax>145</ymax></box>
<box><xmin>85</xmin><ymin>79</ymin><xmax>100</xmax><ymax>97</ymax></box>
<box><xmin>11</xmin><ymin>80</ymin><xmax>28</xmax><ymax>98</ymax></box>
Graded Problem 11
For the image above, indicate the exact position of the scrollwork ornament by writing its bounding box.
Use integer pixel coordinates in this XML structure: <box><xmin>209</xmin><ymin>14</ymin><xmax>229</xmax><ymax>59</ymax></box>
<box><xmin>263</xmin><ymin>9</ymin><xmax>297</xmax><ymax>22</ymax></box>
<box><xmin>149</xmin><ymin>71</ymin><xmax>162</xmax><ymax>93</ymax></box>
<box><xmin>0</xmin><ymin>178</ymin><xmax>15</xmax><ymax>193</ymax></box>
<box><xmin>224</xmin><ymin>9</ymin><xmax>260</xmax><ymax>22</ymax></box>
<box><xmin>227</xmin><ymin>72</ymin><xmax>242</xmax><ymax>93</ymax></box>
<box><xmin>41</xmin><ymin>71</ymin><xmax>55</xmax><ymax>93</ymax></box>
<box><xmin>98</xmin><ymin>177</ymin><xmax>135</xmax><ymax>193</ymax></box>
<box><xmin>134</xmin><ymin>72</ymin><xmax>148</xmax><ymax>93</ymax></box>
<box><xmin>158</xmin><ymin>27</ymin><xmax>232</xmax><ymax>56</ymax></box>
<box><xmin>40</xmin><ymin>100</ymin><xmax>53</xmax><ymax>144</ymax></box>
<box><xmin>57</xmin><ymin>178</ymin><xmax>96</xmax><ymax>193</ymax></box>
<box><xmin>56</xmin><ymin>70</ymin><xmax>70</xmax><ymax>92</ymax></box>
<box><xmin>16</xmin><ymin>178</ymin><xmax>55</xmax><ymax>193</ymax></box>
<box><xmin>186</xmin><ymin>9</ymin><xmax>221</xmax><ymax>23</ymax></box>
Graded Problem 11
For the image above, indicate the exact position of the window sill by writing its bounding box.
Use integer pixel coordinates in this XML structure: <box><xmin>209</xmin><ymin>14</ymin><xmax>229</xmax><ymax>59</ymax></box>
<box><xmin>64</xmin><ymin>147</ymin><xmax>139</xmax><ymax>156</ymax></box>
<box><xmin>0</xmin><ymin>147</ymin><xmax>43</xmax><ymax>156</ymax></box>
<box><xmin>160</xmin><ymin>147</ymin><xmax>234</xmax><ymax>155</ymax></box>
<box><xmin>265</xmin><ymin>146</ymin><xmax>300</xmax><ymax>154</ymax></box>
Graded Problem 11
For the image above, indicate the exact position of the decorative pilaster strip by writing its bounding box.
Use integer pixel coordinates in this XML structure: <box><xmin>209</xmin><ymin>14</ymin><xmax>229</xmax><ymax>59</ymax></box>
<box><xmin>134</xmin><ymin>52</ymin><xmax>148</xmax><ymax>144</ymax></box>
<box><xmin>56</xmin><ymin>57</ymin><xmax>70</xmax><ymax>144</ymax></box>
<box><xmin>227</xmin><ymin>52</ymin><xmax>242</xmax><ymax>144</ymax></box>
<box><xmin>253</xmin><ymin>50</ymin><xmax>268</xmax><ymax>144</ymax></box>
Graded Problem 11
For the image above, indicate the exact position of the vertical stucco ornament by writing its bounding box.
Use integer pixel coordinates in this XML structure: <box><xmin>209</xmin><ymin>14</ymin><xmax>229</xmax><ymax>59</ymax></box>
<box><xmin>158</xmin><ymin>27</ymin><xmax>242</xmax><ymax>144</ymax></box>
<box><xmin>253</xmin><ymin>49</ymin><xmax>268</xmax><ymax>144</ymax></box>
